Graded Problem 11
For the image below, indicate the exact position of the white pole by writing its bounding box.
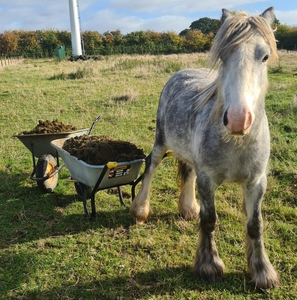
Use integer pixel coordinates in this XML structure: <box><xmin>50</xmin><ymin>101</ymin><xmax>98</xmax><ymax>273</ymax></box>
<box><xmin>68</xmin><ymin>0</ymin><xmax>82</xmax><ymax>56</ymax></box>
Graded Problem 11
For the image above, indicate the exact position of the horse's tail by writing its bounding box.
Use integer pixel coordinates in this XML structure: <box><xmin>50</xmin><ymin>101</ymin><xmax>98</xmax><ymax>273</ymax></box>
<box><xmin>177</xmin><ymin>160</ymin><xmax>190</xmax><ymax>190</ymax></box>
<box><xmin>165</xmin><ymin>153</ymin><xmax>192</xmax><ymax>190</ymax></box>
<box><xmin>177</xmin><ymin>160</ymin><xmax>183</xmax><ymax>189</ymax></box>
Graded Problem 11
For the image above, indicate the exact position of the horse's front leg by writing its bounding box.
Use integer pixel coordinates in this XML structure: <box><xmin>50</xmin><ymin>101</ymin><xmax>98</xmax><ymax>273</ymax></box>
<box><xmin>243</xmin><ymin>175</ymin><xmax>280</xmax><ymax>289</ymax></box>
<box><xmin>178</xmin><ymin>161</ymin><xmax>200</xmax><ymax>220</ymax></box>
<box><xmin>130</xmin><ymin>145</ymin><xmax>166</xmax><ymax>223</ymax></box>
<box><xmin>193</xmin><ymin>172</ymin><xmax>225</xmax><ymax>282</ymax></box>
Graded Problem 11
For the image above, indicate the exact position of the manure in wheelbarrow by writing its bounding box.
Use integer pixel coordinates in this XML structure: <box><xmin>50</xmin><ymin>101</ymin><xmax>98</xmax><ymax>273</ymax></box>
<box><xmin>62</xmin><ymin>134</ymin><xmax>146</xmax><ymax>165</ymax></box>
<box><xmin>20</xmin><ymin>119</ymin><xmax>78</xmax><ymax>135</ymax></box>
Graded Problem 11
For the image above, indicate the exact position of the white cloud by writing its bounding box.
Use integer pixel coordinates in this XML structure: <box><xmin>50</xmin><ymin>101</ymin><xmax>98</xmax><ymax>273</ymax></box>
<box><xmin>275</xmin><ymin>9</ymin><xmax>297</xmax><ymax>26</ymax></box>
<box><xmin>0</xmin><ymin>2</ymin><xmax>70</xmax><ymax>31</ymax></box>
<box><xmin>0</xmin><ymin>1</ymin><xmax>296</xmax><ymax>34</ymax></box>
<box><xmin>138</xmin><ymin>15</ymin><xmax>192</xmax><ymax>33</ymax></box>
<box><xmin>82</xmin><ymin>9</ymin><xmax>191</xmax><ymax>34</ymax></box>
<box><xmin>108</xmin><ymin>0</ymin><xmax>271</xmax><ymax>14</ymax></box>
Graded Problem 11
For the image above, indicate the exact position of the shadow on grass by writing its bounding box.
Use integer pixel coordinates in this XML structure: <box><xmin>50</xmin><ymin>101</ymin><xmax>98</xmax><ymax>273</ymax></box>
<box><xmin>0</xmin><ymin>171</ymin><xmax>285</xmax><ymax>299</ymax></box>
<box><xmin>2</xmin><ymin>263</ymin><xmax>272</xmax><ymax>300</ymax></box>
<box><xmin>0</xmin><ymin>167</ymin><xmax>139</xmax><ymax>249</ymax></box>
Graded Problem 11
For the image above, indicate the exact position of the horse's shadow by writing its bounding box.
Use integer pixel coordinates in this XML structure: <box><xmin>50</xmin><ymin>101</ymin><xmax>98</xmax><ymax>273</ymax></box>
<box><xmin>3</xmin><ymin>262</ymin><xmax>264</xmax><ymax>299</ymax></box>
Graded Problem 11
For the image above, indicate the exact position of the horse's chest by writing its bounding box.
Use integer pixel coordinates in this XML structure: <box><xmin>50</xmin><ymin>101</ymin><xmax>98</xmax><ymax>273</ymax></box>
<box><xmin>199</xmin><ymin>136</ymin><xmax>269</xmax><ymax>183</ymax></box>
<box><xmin>224</xmin><ymin>162</ymin><xmax>251</xmax><ymax>183</ymax></box>
<box><xmin>208</xmin><ymin>152</ymin><xmax>267</xmax><ymax>184</ymax></box>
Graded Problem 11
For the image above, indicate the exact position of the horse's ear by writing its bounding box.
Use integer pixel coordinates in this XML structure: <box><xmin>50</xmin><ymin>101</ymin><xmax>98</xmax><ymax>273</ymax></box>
<box><xmin>221</xmin><ymin>8</ymin><xmax>232</xmax><ymax>24</ymax></box>
<box><xmin>260</xmin><ymin>7</ymin><xmax>275</xmax><ymax>27</ymax></box>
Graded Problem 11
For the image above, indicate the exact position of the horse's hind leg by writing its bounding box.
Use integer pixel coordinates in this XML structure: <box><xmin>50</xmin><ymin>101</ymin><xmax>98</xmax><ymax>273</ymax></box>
<box><xmin>178</xmin><ymin>161</ymin><xmax>200</xmax><ymax>220</ymax></box>
<box><xmin>243</xmin><ymin>175</ymin><xmax>280</xmax><ymax>289</ymax></box>
<box><xmin>130</xmin><ymin>144</ymin><xmax>166</xmax><ymax>223</ymax></box>
<box><xmin>193</xmin><ymin>172</ymin><xmax>225</xmax><ymax>282</ymax></box>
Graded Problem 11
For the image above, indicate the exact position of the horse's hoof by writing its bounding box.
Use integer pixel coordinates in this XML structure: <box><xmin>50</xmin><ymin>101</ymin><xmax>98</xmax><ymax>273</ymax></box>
<box><xmin>134</xmin><ymin>216</ymin><xmax>147</xmax><ymax>224</ymax></box>
<box><xmin>251</xmin><ymin>269</ymin><xmax>280</xmax><ymax>289</ymax></box>
<box><xmin>181</xmin><ymin>211</ymin><xmax>200</xmax><ymax>221</ymax></box>
<box><xmin>179</xmin><ymin>204</ymin><xmax>200</xmax><ymax>221</ymax></box>
<box><xmin>130</xmin><ymin>211</ymin><xmax>148</xmax><ymax>224</ymax></box>
<box><xmin>130</xmin><ymin>204</ymin><xmax>150</xmax><ymax>224</ymax></box>
<box><xmin>248</xmin><ymin>255</ymin><xmax>280</xmax><ymax>289</ymax></box>
<box><xmin>193</xmin><ymin>256</ymin><xmax>225</xmax><ymax>283</ymax></box>
<box><xmin>193</xmin><ymin>267</ymin><xmax>224</xmax><ymax>283</ymax></box>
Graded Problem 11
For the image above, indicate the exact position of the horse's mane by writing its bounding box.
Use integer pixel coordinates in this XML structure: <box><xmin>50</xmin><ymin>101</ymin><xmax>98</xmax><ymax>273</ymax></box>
<box><xmin>196</xmin><ymin>11</ymin><xmax>278</xmax><ymax>111</ymax></box>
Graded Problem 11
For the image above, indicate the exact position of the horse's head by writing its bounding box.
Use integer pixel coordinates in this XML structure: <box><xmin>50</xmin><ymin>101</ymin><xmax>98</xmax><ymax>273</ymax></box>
<box><xmin>211</xmin><ymin>7</ymin><xmax>278</xmax><ymax>136</ymax></box>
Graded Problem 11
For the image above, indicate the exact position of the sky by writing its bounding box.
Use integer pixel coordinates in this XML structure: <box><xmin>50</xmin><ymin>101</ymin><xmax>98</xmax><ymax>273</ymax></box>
<box><xmin>0</xmin><ymin>1</ymin><xmax>296</xmax><ymax>35</ymax></box>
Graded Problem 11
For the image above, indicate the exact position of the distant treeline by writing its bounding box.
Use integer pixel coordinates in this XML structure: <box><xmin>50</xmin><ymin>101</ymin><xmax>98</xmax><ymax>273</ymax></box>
<box><xmin>0</xmin><ymin>23</ymin><xmax>296</xmax><ymax>58</ymax></box>
<box><xmin>0</xmin><ymin>29</ymin><xmax>214</xmax><ymax>58</ymax></box>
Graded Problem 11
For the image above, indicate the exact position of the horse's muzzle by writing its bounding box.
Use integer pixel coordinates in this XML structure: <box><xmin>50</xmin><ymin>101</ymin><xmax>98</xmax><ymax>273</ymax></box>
<box><xmin>223</xmin><ymin>108</ymin><xmax>254</xmax><ymax>135</ymax></box>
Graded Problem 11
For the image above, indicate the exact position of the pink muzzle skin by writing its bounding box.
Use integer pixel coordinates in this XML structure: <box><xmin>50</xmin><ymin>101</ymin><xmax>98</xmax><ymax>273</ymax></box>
<box><xmin>224</xmin><ymin>109</ymin><xmax>254</xmax><ymax>135</ymax></box>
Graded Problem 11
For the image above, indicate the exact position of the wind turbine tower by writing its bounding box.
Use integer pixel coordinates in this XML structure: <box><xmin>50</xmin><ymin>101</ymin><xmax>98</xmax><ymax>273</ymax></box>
<box><xmin>68</xmin><ymin>0</ymin><xmax>83</xmax><ymax>56</ymax></box>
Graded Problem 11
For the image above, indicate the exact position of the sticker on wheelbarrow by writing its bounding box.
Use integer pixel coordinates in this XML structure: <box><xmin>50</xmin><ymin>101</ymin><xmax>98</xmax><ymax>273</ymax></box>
<box><xmin>108</xmin><ymin>165</ymin><xmax>131</xmax><ymax>178</ymax></box>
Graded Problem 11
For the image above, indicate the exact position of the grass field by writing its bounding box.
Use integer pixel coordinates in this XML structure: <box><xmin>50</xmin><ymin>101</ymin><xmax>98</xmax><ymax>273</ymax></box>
<box><xmin>0</xmin><ymin>51</ymin><xmax>297</xmax><ymax>300</ymax></box>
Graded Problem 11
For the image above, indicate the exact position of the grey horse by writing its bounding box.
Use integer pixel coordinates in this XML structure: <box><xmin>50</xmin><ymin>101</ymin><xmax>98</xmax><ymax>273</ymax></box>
<box><xmin>130</xmin><ymin>7</ymin><xmax>279</xmax><ymax>289</ymax></box>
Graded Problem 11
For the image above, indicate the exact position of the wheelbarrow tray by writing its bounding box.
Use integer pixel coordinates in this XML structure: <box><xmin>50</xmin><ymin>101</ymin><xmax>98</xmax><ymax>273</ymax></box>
<box><xmin>51</xmin><ymin>138</ymin><xmax>145</xmax><ymax>189</ymax></box>
<box><xmin>13</xmin><ymin>129</ymin><xmax>88</xmax><ymax>158</ymax></box>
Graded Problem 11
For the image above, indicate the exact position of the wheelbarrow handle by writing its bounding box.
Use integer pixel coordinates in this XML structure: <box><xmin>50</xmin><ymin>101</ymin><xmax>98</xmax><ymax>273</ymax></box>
<box><xmin>30</xmin><ymin>163</ymin><xmax>65</xmax><ymax>182</ymax></box>
<box><xmin>88</xmin><ymin>115</ymin><xmax>101</xmax><ymax>135</ymax></box>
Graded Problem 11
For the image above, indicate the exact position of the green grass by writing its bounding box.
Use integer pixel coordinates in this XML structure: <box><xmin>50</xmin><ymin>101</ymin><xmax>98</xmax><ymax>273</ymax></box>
<box><xmin>0</xmin><ymin>52</ymin><xmax>297</xmax><ymax>299</ymax></box>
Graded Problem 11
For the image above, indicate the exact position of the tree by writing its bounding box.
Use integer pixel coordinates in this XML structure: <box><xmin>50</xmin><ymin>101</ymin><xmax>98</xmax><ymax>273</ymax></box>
<box><xmin>159</xmin><ymin>31</ymin><xmax>184</xmax><ymax>53</ymax></box>
<box><xmin>145</xmin><ymin>30</ymin><xmax>162</xmax><ymax>53</ymax></box>
<box><xmin>103</xmin><ymin>31</ymin><xmax>114</xmax><ymax>47</ymax></box>
<box><xmin>0</xmin><ymin>31</ymin><xmax>19</xmax><ymax>54</ymax></box>
<box><xmin>275</xmin><ymin>24</ymin><xmax>297</xmax><ymax>50</ymax></box>
<box><xmin>40</xmin><ymin>30</ymin><xmax>59</xmax><ymax>56</ymax></box>
<box><xmin>179</xmin><ymin>29</ymin><xmax>190</xmax><ymax>36</ymax></box>
<box><xmin>124</xmin><ymin>31</ymin><xmax>149</xmax><ymax>46</ymax></box>
<box><xmin>185</xmin><ymin>29</ymin><xmax>211</xmax><ymax>52</ymax></box>
<box><xmin>82</xmin><ymin>31</ymin><xmax>103</xmax><ymax>54</ymax></box>
<box><xmin>190</xmin><ymin>17</ymin><xmax>220</xmax><ymax>35</ymax></box>
<box><xmin>56</xmin><ymin>30</ymin><xmax>71</xmax><ymax>49</ymax></box>
<box><xmin>16</xmin><ymin>30</ymin><xmax>40</xmax><ymax>55</ymax></box>
<box><xmin>110</xmin><ymin>29</ymin><xmax>123</xmax><ymax>46</ymax></box>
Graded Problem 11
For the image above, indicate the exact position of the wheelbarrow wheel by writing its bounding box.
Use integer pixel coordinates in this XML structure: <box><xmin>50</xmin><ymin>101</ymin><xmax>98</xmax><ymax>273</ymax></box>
<box><xmin>36</xmin><ymin>154</ymin><xmax>58</xmax><ymax>193</ymax></box>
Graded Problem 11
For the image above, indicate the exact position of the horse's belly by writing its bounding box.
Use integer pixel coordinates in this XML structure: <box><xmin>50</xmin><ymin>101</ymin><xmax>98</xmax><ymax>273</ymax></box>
<box><xmin>222</xmin><ymin>171</ymin><xmax>249</xmax><ymax>184</ymax></box>
<box><xmin>210</xmin><ymin>158</ymin><xmax>267</xmax><ymax>185</ymax></box>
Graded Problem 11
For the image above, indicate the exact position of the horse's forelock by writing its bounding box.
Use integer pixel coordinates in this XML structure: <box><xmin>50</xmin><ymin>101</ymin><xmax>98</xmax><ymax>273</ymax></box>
<box><xmin>249</xmin><ymin>16</ymin><xmax>278</xmax><ymax>62</ymax></box>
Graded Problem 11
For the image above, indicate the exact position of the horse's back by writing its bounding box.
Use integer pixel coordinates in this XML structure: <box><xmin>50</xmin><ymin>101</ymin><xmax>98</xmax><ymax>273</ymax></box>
<box><xmin>157</xmin><ymin>67</ymin><xmax>217</xmax><ymax>123</ymax></box>
<box><xmin>160</xmin><ymin>68</ymin><xmax>217</xmax><ymax>102</ymax></box>
<box><xmin>157</xmin><ymin>68</ymin><xmax>217</xmax><ymax>122</ymax></box>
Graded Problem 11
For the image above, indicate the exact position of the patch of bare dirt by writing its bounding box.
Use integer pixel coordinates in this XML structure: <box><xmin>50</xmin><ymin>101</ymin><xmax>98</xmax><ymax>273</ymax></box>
<box><xmin>20</xmin><ymin>119</ymin><xmax>77</xmax><ymax>135</ymax></box>
<box><xmin>62</xmin><ymin>134</ymin><xmax>146</xmax><ymax>165</ymax></box>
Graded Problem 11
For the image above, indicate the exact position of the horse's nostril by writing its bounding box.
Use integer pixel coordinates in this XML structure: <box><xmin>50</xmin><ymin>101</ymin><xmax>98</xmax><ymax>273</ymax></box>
<box><xmin>223</xmin><ymin>110</ymin><xmax>228</xmax><ymax>126</ymax></box>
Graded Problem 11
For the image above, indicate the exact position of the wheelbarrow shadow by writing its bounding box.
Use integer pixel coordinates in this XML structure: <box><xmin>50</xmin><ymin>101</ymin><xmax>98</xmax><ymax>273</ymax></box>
<box><xmin>0</xmin><ymin>167</ymin><xmax>137</xmax><ymax>250</ymax></box>
<box><xmin>51</xmin><ymin>186</ymin><xmax>137</xmax><ymax>233</ymax></box>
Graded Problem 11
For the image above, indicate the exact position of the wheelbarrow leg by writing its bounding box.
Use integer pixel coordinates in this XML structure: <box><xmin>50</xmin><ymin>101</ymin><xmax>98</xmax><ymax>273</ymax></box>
<box><xmin>117</xmin><ymin>186</ymin><xmax>125</xmax><ymax>206</ymax></box>
<box><xmin>77</xmin><ymin>183</ymin><xmax>91</xmax><ymax>219</ymax></box>
<box><xmin>90</xmin><ymin>192</ymin><xmax>96</xmax><ymax>219</ymax></box>
<box><xmin>131</xmin><ymin>173</ymin><xmax>144</xmax><ymax>200</ymax></box>
<box><xmin>89</xmin><ymin>164</ymin><xmax>110</xmax><ymax>219</ymax></box>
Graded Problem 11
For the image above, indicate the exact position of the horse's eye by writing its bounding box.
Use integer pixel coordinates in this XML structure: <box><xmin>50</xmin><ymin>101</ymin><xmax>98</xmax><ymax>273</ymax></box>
<box><xmin>262</xmin><ymin>54</ymin><xmax>269</xmax><ymax>62</ymax></box>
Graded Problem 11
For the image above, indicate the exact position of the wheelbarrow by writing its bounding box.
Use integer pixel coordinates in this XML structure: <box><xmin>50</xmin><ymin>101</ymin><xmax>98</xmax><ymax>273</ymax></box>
<box><xmin>51</xmin><ymin>137</ymin><xmax>145</xmax><ymax>219</ymax></box>
<box><xmin>13</xmin><ymin>128</ymin><xmax>88</xmax><ymax>193</ymax></box>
